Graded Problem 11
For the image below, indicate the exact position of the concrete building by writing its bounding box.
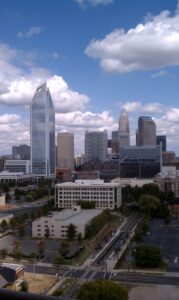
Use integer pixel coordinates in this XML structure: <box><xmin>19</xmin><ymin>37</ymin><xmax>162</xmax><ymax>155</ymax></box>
<box><xmin>0</xmin><ymin>195</ymin><xmax>5</xmax><ymax>206</ymax></box>
<box><xmin>162</xmin><ymin>151</ymin><xmax>176</xmax><ymax>163</ymax></box>
<box><xmin>30</xmin><ymin>83</ymin><xmax>55</xmax><ymax>179</ymax></box>
<box><xmin>136</xmin><ymin>116</ymin><xmax>156</xmax><ymax>146</ymax></box>
<box><xmin>156</xmin><ymin>135</ymin><xmax>167</xmax><ymax>152</ymax></box>
<box><xmin>112</xmin><ymin>178</ymin><xmax>153</xmax><ymax>187</ymax></box>
<box><xmin>55</xmin><ymin>179</ymin><xmax>121</xmax><ymax>210</ymax></box>
<box><xmin>57</xmin><ymin>132</ymin><xmax>74</xmax><ymax>171</ymax></box>
<box><xmin>0</xmin><ymin>171</ymin><xmax>35</xmax><ymax>184</ymax></box>
<box><xmin>85</xmin><ymin>130</ymin><xmax>107</xmax><ymax>163</ymax></box>
<box><xmin>32</xmin><ymin>206</ymin><xmax>101</xmax><ymax>239</ymax></box>
<box><xmin>154</xmin><ymin>167</ymin><xmax>179</xmax><ymax>197</ymax></box>
<box><xmin>12</xmin><ymin>145</ymin><xmax>30</xmax><ymax>160</ymax></box>
<box><xmin>5</xmin><ymin>160</ymin><xmax>31</xmax><ymax>174</ymax></box>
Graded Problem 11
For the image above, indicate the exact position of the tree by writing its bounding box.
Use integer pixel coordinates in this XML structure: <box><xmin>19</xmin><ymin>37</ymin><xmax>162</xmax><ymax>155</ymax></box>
<box><xmin>77</xmin><ymin>279</ymin><xmax>128</xmax><ymax>300</ymax></box>
<box><xmin>0</xmin><ymin>248</ymin><xmax>8</xmax><ymax>258</ymax></box>
<box><xmin>45</xmin><ymin>227</ymin><xmax>50</xmax><ymax>239</ymax></box>
<box><xmin>20</xmin><ymin>280</ymin><xmax>28</xmax><ymax>292</ymax></box>
<box><xmin>18</xmin><ymin>224</ymin><xmax>25</xmax><ymax>238</ymax></box>
<box><xmin>37</xmin><ymin>240</ymin><xmax>45</xmax><ymax>257</ymax></box>
<box><xmin>138</xmin><ymin>194</ymin><xmax>160</xmax><ymax>217</ymax></box>
<box><xmin>67</xmin><ymin>223</ymin><xmax>76</xmax><ymax>240</ymax></box>
<box><xmin>77</xmin><ymin>232</ymin><xmax>83</xmax><ymax>244</ymax></box>
<box><xmin>59</xmin><ymin>240</ymin><xmax>69</xmax><ymax>257</ymax></box>
<box><xmin>133</xmin><ymin>244</ymin><xmax>162</xmax><ymax>268</ymax></box>
<box><xmin>0</xmin><ymin>219</ymin><xmax>8</xmax><ymax>231</ymax></box>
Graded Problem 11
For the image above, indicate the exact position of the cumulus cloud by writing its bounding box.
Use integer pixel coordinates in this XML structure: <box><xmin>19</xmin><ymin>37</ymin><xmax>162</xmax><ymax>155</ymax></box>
<box><xmin>85</xmin><ymin>8</ymin><xmax>179</xmax><ymax>73</ymax></box>
<box><xmin>75</xmin><ymin>0</ymin><xmax>113</xmax><ymax>7</ymax></box>
<box><xmin>0</xmin><ymin>43</ymin><xmax>89</xmax><ymax>112</ymax></box>
<box><xmin>18</xmin><ymin>26</ymin><xmax>43</xmax><ymax>38</ymax></box>
<box><xmin>0</xmin><ymin>42</ymin><xmax>117</xmax><ymax>154</ymax></box>
<box><xmin>121</xmin><ymin>101</ymin><xmax>164</xmax><ymax>114</ymax></box>
<box><xmin>122</xmin><ymin>101</ymin><xmax>141</xmax><ymax>112</ymax></box>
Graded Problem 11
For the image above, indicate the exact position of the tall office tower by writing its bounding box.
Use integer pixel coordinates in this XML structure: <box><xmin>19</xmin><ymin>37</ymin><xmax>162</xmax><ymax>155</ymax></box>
<box><xmin>119</xmin><ymin>109</ymin><xmax>130</xmax><ymax>134</ymax></box>
<box><xmin>156</xmin><ymin>135</ymin><xmax>167</xmax><ymax>152</ymax></box>
<box><xmin>12</xmin><ymin>144</ymin><xmax>30</xmax><ymax>160</ymax></box>
<box><xmin>85</xmin><ymin>130</ymin><xmax>107</xmax><ymax>163</ymax></box>
<box><xmin>57</xmin><ymin>132</ymin><xmax>74</xmax><ymax>170</ymax></box>
<box><xmin>136</xmin><ymin>116</ymin><xmax>156</xmax><ymax>146</ymax></box>
<box><xmin>30</xmin><ymin>83</ymin><xmax>55</xmax><ymax>178</ymax></box>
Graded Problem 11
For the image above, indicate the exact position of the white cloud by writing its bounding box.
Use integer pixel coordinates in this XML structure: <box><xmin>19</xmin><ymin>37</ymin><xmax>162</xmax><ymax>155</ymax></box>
<box><xmin>122</xmin><ymin>101</ymin><xmax>141</xmax><ymax>112</ymax></box>
<box><xmin>75</xmin><ymin>0</ymin><xmax>113</xmax><ymax>7</ymax></box>
<box><xmin>18</xmin><ymin>26</ymin><xmax>43</xmax><ymax>38</ymax></box>
<box><xmin>85</xmin><ymin>8</ymin><xmax>179</xmax><ymax>73</ymax></box>
<box><xmin>142</xmin><ymin>103</ymin><xmax>163</xmax><ymax>113</ymax></box>
<box><xmin>151</xmin><ymin>70</ymin><xmax>167</xmax><ymax>78</ymax></box>
<box><xmin>0</xmin><ymin>114</ymin><xmax>20</xmax><ymax>124</ymax></box>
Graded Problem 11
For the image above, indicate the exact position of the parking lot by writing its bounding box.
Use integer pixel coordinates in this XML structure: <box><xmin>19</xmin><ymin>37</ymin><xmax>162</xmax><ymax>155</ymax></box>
<box><xmin>143</xmin><ymin>219</ymin><xmax>179</xmax><ymax>270</ymax></box>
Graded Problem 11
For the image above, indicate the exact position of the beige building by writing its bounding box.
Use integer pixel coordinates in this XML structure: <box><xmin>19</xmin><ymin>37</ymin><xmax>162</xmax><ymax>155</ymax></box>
<box><xmin>57</xmin><ymin>132</ymin><xmax>74</xmax><ymax>171</ymax></box>
<box><xmin>55</xmin><ymin>179</ymin><xmax>122</xmax><ymax>210</ymax></box>
<box><xmin>32</xmin><ymin>206</ymin><xmax>101</xmax><ymax>239</ymax></box>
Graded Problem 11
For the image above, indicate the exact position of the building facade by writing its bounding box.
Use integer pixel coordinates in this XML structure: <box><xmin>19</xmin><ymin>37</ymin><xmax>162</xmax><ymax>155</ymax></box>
<box><xmin>5</xmin><ymin>160</ymin><xmax>30</xmax><ymax>174</ymax></box>
<box><xmin>154</xmin><ymin>167</ymin><xmax>179</xmax><ymax>197</ymax></box>
<box><xmin>32</xmin><ymin>206</ymin><xmax>101</xmax><ymax>239</ymax></box>
<box><xmin>12</xmin><ymin>145</ymin><xmax>30</xmax><ymax>160</ymax></box>
<box><xmin>55</xmin><ymin>179</ymin><xmax>121</xmax><ymax>210</ymax></box>
<box><xmin>30</xmin><ymin>83</ymin><xmax>55</xmax><ymax>179</ymax></box>
<box><xmin>85</xmin><ymin>130</ymin><xmax>107</xmax><ymax>163</ymax></box>
<box><xmin>136</xmin><ymin>116</ymin><xmax>156</xmax><ymax>146</ymax></box>
<box><xmin>57</xmin><ymin>132</ymin><xmax>74</xmax><ymax>170</ymax></box>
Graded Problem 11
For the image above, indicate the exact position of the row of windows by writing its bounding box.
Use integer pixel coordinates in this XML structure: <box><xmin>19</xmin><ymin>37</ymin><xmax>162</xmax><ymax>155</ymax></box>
<box><xmin>58</xmin><ymin>187</ymin><xmax>114</xmax><ymax>191</ymax></box>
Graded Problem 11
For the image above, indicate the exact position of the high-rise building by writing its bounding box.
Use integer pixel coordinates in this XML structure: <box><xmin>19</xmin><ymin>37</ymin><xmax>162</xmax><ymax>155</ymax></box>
<box><xmin>111</xmin><ymin>109</ymin><xmax>130</xmax><ymax>155</ymax></box>
<box><xmin>119</xmin><ymin>109</ymin><xmax>130</xmax><ymax>134</ymax></box>
<box><xmin>12</xmin><ymin>144</ymin><xmax>30</xmax><ymax>160</ymax></box>
<box><xmin>156</xmin><ymin>135</ymin><xmax>167</xmax><ymax>152</ymax></box>
<box><xmin>57</xmin><ymin>132</ymin><xmax>74</xmax><ymax>170</ymax></box>
<box><xmin>85</xmin><ymin>130</ymin><xmax>107</xmax><ymax>163</ymax></box>
<box><xmin>136</xmin><ymin>116</ymin><xmax>156</xmax><ymax>146</ymax></box>
<box><xmin>30</xmin><ymin>83</ymin><xmax>55</xmax><ymax>178</ymax></box>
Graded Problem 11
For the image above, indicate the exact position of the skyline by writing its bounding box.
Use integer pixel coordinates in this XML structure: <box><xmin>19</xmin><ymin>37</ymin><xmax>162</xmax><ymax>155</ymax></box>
<box><xmin>0</xmin><ymin>0</ymin><xmax>179</xmax><ymax>155</ymax></box>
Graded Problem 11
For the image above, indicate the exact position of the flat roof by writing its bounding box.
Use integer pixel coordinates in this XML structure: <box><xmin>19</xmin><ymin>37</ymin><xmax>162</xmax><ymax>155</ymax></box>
<box><xmin>36</xmin><ymin>209</ymin><xmax>102</xmax><ymax>225</ymax></box>
<box><xmin>56</xmin><ymin>179</ymin><xmax>120</xmax><ymax>187</ymax></box>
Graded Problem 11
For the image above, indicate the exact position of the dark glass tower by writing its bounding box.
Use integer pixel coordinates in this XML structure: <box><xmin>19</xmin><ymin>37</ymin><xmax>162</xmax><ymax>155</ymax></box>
<box><xmin>30</xmin><ymin>83</ymin><xmax>55</xmax><ymax>178</ymax></box>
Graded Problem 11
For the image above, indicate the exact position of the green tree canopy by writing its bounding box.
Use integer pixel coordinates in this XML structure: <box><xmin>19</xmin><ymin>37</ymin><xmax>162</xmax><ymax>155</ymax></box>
<box><xmin>77</xmin><ymin>279</ymin><xmax>128</xmax><ymax>300</ymax></box>
<box><xmin>67</xmin><ymin>223</ymin><xmax>76</xmax><ymax>240</ymax></box>
<box><xmin>133</xmin><ymin>244</ymin><xmax>162</xmax><ymax>268</ymax></box>
<box><xmin>138</xmin><ymin>194</ymin><xmax>160</xmax><ymax>216</ymax></box>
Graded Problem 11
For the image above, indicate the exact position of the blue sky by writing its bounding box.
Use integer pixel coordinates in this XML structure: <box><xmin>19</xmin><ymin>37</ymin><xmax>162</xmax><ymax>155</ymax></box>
<box><xmin>0</xmin><ymin>0</ymin><xmax>179</xmax><ymax>155</ymax></box>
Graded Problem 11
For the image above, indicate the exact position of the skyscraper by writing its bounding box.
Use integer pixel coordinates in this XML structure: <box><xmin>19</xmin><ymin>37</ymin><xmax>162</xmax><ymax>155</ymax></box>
<box><xmin>112</xmin><ymin>109</ymin><xmax>130</xmax><ymax>155</ymax></box>
<box><xmin>136</xmin><ymin>116</ymin><xmax>156</xmax><ymax>146</ymax></box>
<box><xmin>156</xmin><ymin>135</ymin><xmax>167</xmax><ymax>152</ymax></box>
<box><xmin>85</xmin><ymin>130</ymin><xmax>107</xmax><ymax>163</ymax></box>
<box><xmin>30</xmin><ymin>83</ymin><xmax>55</xmax><ymax>178</ymax></box>
<box><xmin>57</xmin><ymin>132</ymin><xmax>74</xmax><ymax>170</ymax></box>
<box><xmin>119</xmin><ymin>109</ymin><xmax>130</xmax><ymax>134</ymax></box>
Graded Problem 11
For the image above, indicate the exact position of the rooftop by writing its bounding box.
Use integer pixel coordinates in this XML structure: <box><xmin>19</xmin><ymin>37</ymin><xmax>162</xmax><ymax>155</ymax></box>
<box><xmin>56</xmin><ymin>179</ymin><xmax>120</xmax><ymax>187</ymax></box>
<box><xmin>35</xmin><ymin>209</ymin><xmax>102</xmax><ymax>225</ymax></box>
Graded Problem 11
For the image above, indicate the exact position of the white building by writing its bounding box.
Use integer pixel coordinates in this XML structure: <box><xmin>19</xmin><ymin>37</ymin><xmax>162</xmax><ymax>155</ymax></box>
<box><xmin>112</xmin><ymin>178</ymin><xmax>153</xmax><ymax>187</ymax></box>
<box><xmin>0</xmin><ymin>171</ymin><xmax>35</xmax><ymax>184</ymax></box>
<box><xmin>0</xmin><ymin>195</ymin><xmax>5</xmax><ymax>206</ymax></box>
<box><xmin>55</xmin><ymin>179</ymin><xmax>121</xmax><ymax>210</ymax></box>
<box><xmin>154</xmin><ymin>166</ymin><xmax>179</xmax><ymax>197</ymax></box>
<box><xmin>32</xmin><ymin>206</ymin><xmax>101</xmax><ymax>239</ymax></box>
<box><xmin>5</xmin><ymin>160</ymin><xmax>31</xmax><ymax>174</ymax></box>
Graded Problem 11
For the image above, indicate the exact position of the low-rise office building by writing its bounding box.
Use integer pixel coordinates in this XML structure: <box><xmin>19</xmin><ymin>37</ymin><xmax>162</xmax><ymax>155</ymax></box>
<box><xmin>55</xmin><ymin>179</ymin><xmax>122</xmax><ymax>210</ymax></box>
<box><xmin>5</xmin><ymin>160</ymin><xmax>31</xmax><ymax>174</ymax></box>
<box><xmin>32</xmin><ymin>206</ymin><xmax>101</xmax><ymax>239</ymax></box>
<box><xmin>0</xmin><ymin>171</ymin><xmax>35</xmax><ymax>184</ymax></box>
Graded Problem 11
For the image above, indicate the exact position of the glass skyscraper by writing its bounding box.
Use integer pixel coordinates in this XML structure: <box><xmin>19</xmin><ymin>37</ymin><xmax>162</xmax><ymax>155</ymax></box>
<box><xmin>30</xmin><ymin>83</ymin><xmax>55</xmax><ymax>178</ymax></box>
